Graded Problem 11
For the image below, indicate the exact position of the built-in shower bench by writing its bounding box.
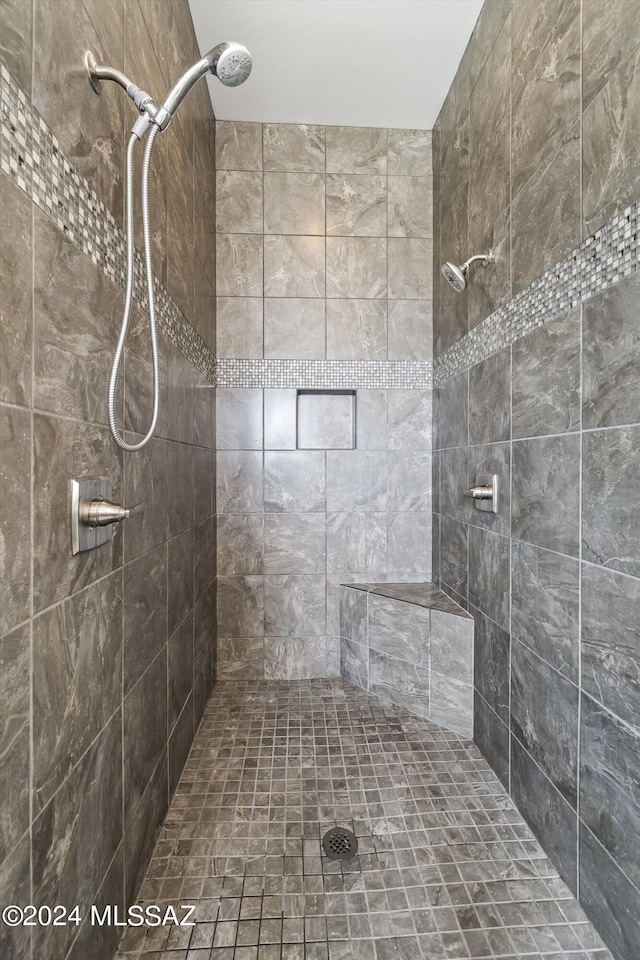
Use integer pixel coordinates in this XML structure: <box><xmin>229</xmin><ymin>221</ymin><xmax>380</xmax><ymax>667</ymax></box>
<box><xmin>339</xmin><ymin>582</ymin><xmax>473</xmax><ymax>738</ymax></box>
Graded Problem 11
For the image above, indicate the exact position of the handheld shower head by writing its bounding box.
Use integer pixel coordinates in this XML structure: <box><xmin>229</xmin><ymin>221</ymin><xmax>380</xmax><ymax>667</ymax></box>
<box><xmin>441</xmin><ymin>254</ymin><xmax>491</xmax><ymax>293</ymax></box>
<box><xmin>159</xmin><ymin>42</ymin><xmax>252</xmax><ymax>124</ymax></box>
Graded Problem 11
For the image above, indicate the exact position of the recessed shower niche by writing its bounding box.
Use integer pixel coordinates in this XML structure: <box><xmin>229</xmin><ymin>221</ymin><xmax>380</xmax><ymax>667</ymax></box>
<box><xmin>296</xmin><ymin>389</ymin><xmax>356</xmax><ymax>449</ymax></box>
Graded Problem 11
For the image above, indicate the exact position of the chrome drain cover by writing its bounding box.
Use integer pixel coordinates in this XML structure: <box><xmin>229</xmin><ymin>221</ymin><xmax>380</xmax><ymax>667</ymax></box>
<box><xmin>322</xmin><ymin>826</ymin><xmax>358</xmax><ymax>861</ymax></box>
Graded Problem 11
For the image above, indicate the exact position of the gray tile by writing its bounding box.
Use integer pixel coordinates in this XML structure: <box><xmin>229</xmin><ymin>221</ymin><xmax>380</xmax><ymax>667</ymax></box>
<box><xmin>511</xmin><ymin>737</ymin><xmax>578</xmax><ymax>893</ymax></box>
<box><xmin>298</xmin><ymin>391</ymin><xmax>355</xmax><ymax>449</ymax></box>
<box><xmin>264</xmin><ymin>513</ymin><xmax>326</xmax><ymax>574</ymax></box>
<box><xmin>439</xmin><ymin>446</ymin><xmax>472</xmax><ymax>523</ymax></box>
<box><xmin>264</xmin><ymin>576</ymin><xmax>326</xmax><ymax>637</ymax></box>
<box><xmin>388</xmin><ymin>451</ymin><xmax>431</xmax><ymax>512</ymax></box>
<box><xmin>356</xmin><ymin>389</ymin><xmax>388</xmax><ymax>450</ymax></box>
<box><xmin>387</xmin><ymin>512</ymin><xmax>432</xmax><ymax>578</ymax></box>
<box><xmin>325</xmin><ymin>126</ymin><xmax>387</xmax><ymax>175</ymax></box>
<box><xmin>472</xmin><ymin>607</ymin><xmax>510</xmax><ymax>723</ymax></box>
<box><xmin>122</xmin><ymin>433</ymin><xmax>168</xmax><ymax>564</ymax></box>
<box><xmin>388</xmin><ymin>129</ymin><xmax>431</xmax><ymax>176</ymax></box>
<box><xmin>168</xmin><ymin>692</ymin><xmax>194</xmax><ymax>798</ymax></box>
<box><xmin>387</xmin><ymin>390</ymin><xmax>431</xmax><ymax>450</ymax></box>
<box><xmin>511</xmin><ymin>541</ymin><xmax>579</xmax><ymax>681</ymax></box>
<box><xmin>326</xmin><ymin>513</ymin><xmax>387</xmax><ymax>575</ymax></box>
<box><xmin>216</xmin><ymin>298</ymin><xmax>264</xmax><ymax>359</ymax></box>
<box><xmin>431</xmin><ymin>609</ymin><xmax>473</xmax><ymax>685</ymax></box>
<box><xmin>468</xmin><ymin>205</ymin><xmax>511</xmax><ymax>329</ymax></box>
<box><xmin>217</xmin><ymin>451</ymin><xmax>263</xmax><ymax>514</ymax></box>
<box><xmin>340</xmin><ymin>637</ymin><xmax>369</xmax><ymax>691</ymax></box>
<box><xmin>388</xmin><ymin>239</ymin><xmax>432</xmax><ymax>299</ymax></box>
<box><xmin>512</xmin><ymin>307</ymin><xmax>581</xmax><ymax>438</ymax></box>
<box><xmin>217</xmin><ymin>576</ymin><xmax>264</xmax><ymax>638</ymax></box>
<box><xmin>194</xmin><ymin>515</ymin><xmax>215</xmax><ymax>603</ymax></box>
<box><xmin>264</xmin><ymin>236</ymin><xmax>325</xmax><ymax>298</ymax></box>
<box><xmin>326</xmin><ymin>300</ymin><xmax>387</xmax><ymax>360</ymax></box>
<box><xmin>0</xmin><ymin>175</ymin><xmax>32</xmax><ymax>406</ymax></box>
<box><xmin>0</xmin><ymin>0</ymin><xmax>32</xmax><ymax>91</ymax></box>
<box><xmin>264</xmin><ymin>637</ymin><xmax>329</xmax><ymax>680</ymax></box>
<box><xmin>215</xmin><ymin>121</ymin><xmax>263</xmax><ymax>171</ymax></box>
<box><xmin>583</xmin><ymin>272</ymin><xmax>640</xmax><ymax>429</ymax></box>
<box><xmin>430</xmin><ymin>671</ymin><xmax>473</xmax><ymax>739</ymax></box>
<box><xmin>264</xmin><ymin>299</ymin><xmax>326</xmax><ymax>360</ymax></box>
<box><xmin>582</xmin><ymin>0</ymin><xmax>640</xmax><ymax>106</ymax></box>
<box><xmin>368</xmin><ymin>594</ymin><xmax>430</xmax><ymax>664</ymax></box>
<box><xmin>168</xmin><ymin>527</ymin><xmax>193</xmax><ymax>637</ymax></box>
<box><xmin>511</xmin><ymin>0</ymin><xmax>575</xmax><ymax>95</ymax></box>
<box><xmin>264</xmin><ymin>451</ymin><xmax>325</xmax><ymax>513</ymax></box>
<box><xmin>512</xmin><ymin>435</ymin><xmax>580</xmax><ymax>557</ymax></box>
<box><xmin>264</xmin><ymin>173</ymin><xmax>325</xmax><ymax>235</ymax></box>
<box><xmin>217</xmin><ymin>638</ymin><xmax>264</xmax><ymax>679</ymax></box>
<box><xmin>369</xmin><ymin>651</ymin><xmax>429</xmax><ymax>718</ymax></box>
<box><xmin>436</xmin><ymin>371</ymin><xmax>468</xmax><ymax>450</ymax></box>
<box><xmin>265</xmin><ymin>389</ymin><xmax>297</xmax><ymax>450</ymax></box>
<box><xmin>474</xmin><ymin>693</ymin><xmax>509</xmax><ymax>789</ymax></box>
<box><xmin>388</xmin><ymin>176</ymin><xmax>432</xmax><ymax>239</ymax></box>
<box><xmin>339</xmin><ymin>586</ymin><xmax>368</xmax><ymax>645</ymax></box>
<box><xmin>0</xmin><ymin>404</ymin><xmax>30</xmax><ymax>636</ymax></box>
<box><xmin>468</xmin><ymin>349</ymin><xmax>510</xmax><ymax>445</ymax></box>
<box><xmin>582</xmin><ymin>563</ymin><xmax>640</xmax><ymax>728</ymax></box>
<box><xmin>122</xmin><ymin>753</ymin><xmax>167</xmax><ymax>907</ymax></box>
<box><xmin>216</xmin><ymin>388</ymin><xmax>263</xmax><ymax>450</ymax></box>
<box><xmin>216</xmin><ymin>171</ymin><xmax>263</xmax><ymax>234</ymax></box>
<box><xmin>511</xmin><ymin>639</ymin><xmax>579</xmax><ymax>807</ymax></box>
<box><xmin>583</xmin><ymin>45</ymin><xmax>640</xmax><ymax>236</ymax></box>
<box><xmin>167</xmin><ymin>441</ymin><xmax>193</xmax><ymax>538</ymax></box>
<box><xmin>326</xmin><ymin>238</ymin><xmax>387</xmax><ymax>299</ymax></box>
<box><xmin>579</xmin><ymin>822</ymin><xmax>640</xmax><ymax>960</ymax></box>
<box><xmin>440</xmin><ymin>516</ymin><xmax>468</xmax><ymax>598</ymax></box>
<box><xmin>216</xmin><ymin>234</ymin><xmax>263</xmax><ymax>297</ymax></box>
<box><xmin>263</xmin><ymin>123</ymin><xmax>325</xmax><ymax>172</ymax></box>
<box><xmin>468</xmin><ymin>441</ymin><xmax>511</xmax><ymax>537</ymax></box>
<box><xmin>326</xmin><ymin>174</ymin><xmax>387</xmax><ymax>237</ymax></box>
<box><xmin>0</xmin><ymin>625</ymin><xmax>29</xmax><ymax>863</ymax></box>
<box><xmin>582</xmin><ymin>426</ymin><xmax>640</xmax><ymax>578</ymax></box>
<box><xmin>327</xmin><ymin>451</ymin><xmax>387</xmax><ymax>512</ymax></box>
<box><xmin>388</xmin><ymin>300</ymin><xmax>432</xmax><ymax>361</ymax></box>
<box><xmin>580</xmin><ymin>693</ymin><xmax>640</xmax><ymax>890</ymax></box>
<box><xmin>168</xmin><ymin>612</ymin><xmax>193</xmax><ymax>731</ymax></box>
<box><xmin>468</xmin><ymin>526</ymin><xmax>510</xmax><ymax>631</ymax></box>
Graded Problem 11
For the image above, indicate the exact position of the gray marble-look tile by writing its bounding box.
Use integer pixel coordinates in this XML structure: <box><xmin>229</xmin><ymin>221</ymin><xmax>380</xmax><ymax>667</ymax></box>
<box><xmin>168</xmin><ymin>527</ymin><xmax>193</xmax><ymax>637</ymax></box>
<box><xmin>468</xmin><ymin>349</ymin><xmax>510</xmax><ymax>445</ymax></box>
<box><xmin>474</xmin><ymin>693</ymin><xmax>509</xmax><ymax>790</ymax></box>
<box><xmin>579</xmin><ymin>822</ymin><xmax>640</xmax><ymax>960</ymax></box>
<box><xmin>583</xmin><ymin>272</ymin><xmax>640</xmax><ymax>430</ymax></box>
<box><xmin>511</xmin><ymin>0</ymin><xmax>576</xmax><ymax>95</ymax></box>
<box><xmin>369</xmin><ymin>650</ymin><xmax>429</xmax><ymax>718</ymax></box>
<box><xmin>0</xmin><ymin>625</ymin><xmax>29</xmax><ymax>863</ymax></box>
<box><xmin>122</xmin><ymin>433</ymin><xmax>168</xmax><ymax>565</ymax></box>
<box><xmin>472</xmin><ymin>607</ymin><xmax>510</xmax><ymax>723</ymax></box>
<box><xmin>436</xmin><ymin>371</ymin><xmax>468</xmax><ymax>450</ymax></box>
<box><xmin>216</xmin><ymin>171</ymin><xmax>263</xmax><ymax>234</ymax></box>
<box><xmin>511</xmin><ymin>541</ymin><xmax>579</xmax><ymax>681</ymax></box>
<box><xmin>0</xmin><ymin>176</ymin><xmax>32</xmax><ymax>406</ymax></box>
<box><xmin>215</xmin><ymin>121</ymin><xmax>263</xmax><ymax>171</ymax></box>
<box><xmin>388</xmin><ymin>300</ymin><xmax>432</xmax><ymax>361</ymax></box>
<box><xmin>387</xmin><ymin>390</ymin><xmax>431</xmax><ymax>450</ymax></box>
<box><xmin>511</xmin><ymin>639</ymin><xmax>579</xmax><ymax>807</ymax></box>
<box><xmin>194</xmin><ymin>514</ymin><xmax>215</xmax><ymax>604</ymax></box>
<box><xmin>298</xmin><ymin>392</ymin><xmax>355</xmax><ymax>449</ymax></box>
<box><xmin>168</xmin><ymin>691</ymin><xmax>194</xmax><ymax>798</ymax></box>
<box><xmin>468</xmin><ymin>526</ymin><xmax>510</xmax><ymax>631</ymax></box>
<box><xmin>326</xmin><ymin>300</ymin><xmax>387</xmax><ymax>360</ymax></box>
<box><xmin>327</xmin><ymin>451</ymin><xmax>387</xmax><ymax>513</ymax></box>
<box><xmin>512</xmin><ymin>307</ymin><xmax>581</xmax><ymax>438</ymax></box>
<box><xmin>264</xmin><ymin>173</ymin><xmax>325</xmax><ymax>235</ymax></box>
<box><xmin>165</xmin><ymin>343</ymin><xmax>194</xmax><ymax>445</ymax></box>
<box><xmin>64</xmin><ymin>842</ymin><xmax>123</xmax><ymax>960</ymax></box>
<box><xmin>580</xmin><ymin>692</ymin><xmax>640</xmax><ymax>891</ymax></box>
<box><xmin>583</xmin><ymin>44</ymin><xmax>640</xmax><ymax>236</ymax></box>
<box><xmin>263</xmin><ymin>123</ymin><xmax>325</xmax><ymax>172</ymax></box>
<box><xmin>264</xmin><ymin>236</ymin><xmax>325</xmax><ymax>298</ymax></box>
<box><xmin>0</xmin><ymin>0</ymin><xmax>32</xmax><ymax>92</ymax></box>
<box><xmin>388</xmin><ymin>129</ymin><xmax>432</xmax><ymax>176</ymax></box>
<box><xmin>368</xmin><ymin>594</ymin><xmax>430</xmax><ymax>665</ymax></box>
<box><xmin>264</xmin><ymin>636</ymin><xmax>330</xmax><ymax>680</ymax></box>
<box><xmin>216</xmin><ymin>388</ymin><xmax>263</xmax><ymax>450</ymax></box>
<box><xmin>388</xmin><ymin>239</ymin><xmax>432</xmax><ymax>300</ymax></box>
<box><xmin>33</xmin><ymin>414</ymin><xmax>123</xmax><ymax>612</ymax></box>
<box><xmin>326</xmin><ymin>174</ymin><xmax>387</xmax><ymax>237</ymax></box>
<box><xmin>511</xmin><ymin>1</ymin><xmax>580</xmax><ymax>198</ymax></box>
<box><xmin>192</xmin><ymin>445</ymin><xmax>214</xmax><ymax>526</ymax></box>
<box><xmin>430</xmin><ymin>672</ymin><xmax>473</xmax><ymax>739</ymax></box>
<box><xmin>339</xmin><ymin>586</ymin><xmax>368</xmax><ymax>646</ymax></box>
<box><xmin>431</xmin><ymin>609</ymin><xmax>473</xmax><ymax>685</ymax></box>
<box><xmin>216</xmin><ymin>234</ymin><xmax>263</xmax><ymax>297</ymax></box>
<box><xmin>193</xmin><ymin>580</ymin><xmax>215</xmax><ymax>717</ymax></box>
<box><xmin>264</xmin><ymin>513</ymin><xmax>326</xmax><ymax>574</ymax></box>
<box><xmin>265</xmin><ymin>390</ymin><xmax>297</xmax><ymax>450</ymax></box>
<box><xmin>581</xmin><ymin>563</ymin><xmax>640</xmax><ymax>729</ymax></box>
<box><xmin>216</xmin><ymin>451</ymin><xmax>264</xmax><ymax>514</ymax></box>
<box><xmin>440</xmin><ymin>516</ymin><xmax>468</xmax><ymax>599</ymax></box>
<box><xmin>325</xmin><ymin>126</ymin><xmax>387</xmax><ymax>175</ymax></box>
<box><xmin>124</xmin><ymin>543</ymin><xmax>168</xmax><ymax>694</ymax></box>
<box><xmin>582</xmin><ymin>426</ymin><xmax>640</xmax><ymax>578</ymax></box>
<box><xmin>0</xmin><ymin>405</ymin><xmax>30</xmax><ymax>636</ymax></box>
<box><xmin>340</xmin><ymin>637</ymin><xmax>369</xmax><ymax>691</ymax></box>
<box><xmin>387</xmin><ymin>512</ymin><xmax>432</xmax><ymax>578</ymax></box>
<box><xmin>217</xmin><ymin>576</ymin><xmax>264</xmax><ymax>638</ymax></box>
<box><xmin>355</xmin><ymin>390</ymin><xmax>387</xmax><ymax>450</ymax></box>
<box><xmin>439</xmin><ymin>446</ymin><xmax>472</xmax><ymax>524</ymax></box>
<box><xmin>264</xmin><ymin>451</ymin><xmax>325</xmax><ymax>513</ymax></box>
<box><xmin>216</xmin><ymin>298</ymin><xmax>264</xmax><ymax>359</ymax></box>
<box><xmin>388</xmin><ymin>177</ymin><xmax>432</xmax><ymax>239</ymax></box>
<box><xmin>511</xmin><ymin>736</ymin><xmax>578</xmax><ymax>893</ymax></box>
<box><xmin>167</xmin><ymin>441</ymin><xmax>193</xmax><ymax>538</ymax></box>
<box><xmin>32</xmin><ymin>710</ymin><xmax>122</xmax><ymax>960</ymax></box>
<box><xmin>512</xmin><ymin>126</ymin><xmax>582</xmax><ymax>294</ymax></box>
<box><xmin>512</xmin><ymin>434</ymin><xmax>580</xmax><ymax>557</ymax></box>
<box><xmin>388</xmin><ymin>451</ymin><xmax>431</xmax><ymax>512</ymax></box>
<box><xmin>168</xmin><ymin>612</ymin><xmax>193</xmax><ymax>731</ymax></box>
<box><xmin>264</xmin><ymin>576</ymin><xmax>326</xmax><ymax>638</ymax></box>
<box><xmin>470</xmin><ymin>9</ymin><xmax>511</xmax><ymax>144</ymax></box>
<box><xmin>264</xmin><ymin>298</ymin><xmax>326</xmax><ymax>359</ymax></box>
<box><xmin>216</xmin><ymin>638</ymin><xmax>264</xmax><ymax>679</ymax></box>
<box><xmin>122</xmin><ymin>751</ymin><xmax>167</xmax><ymax>907</ymax></box>
<box><xmin>582</xmin><ymin>0</ymin><xmax>640</xmax><ymax>106</ymax></box>
<box><xmin>326</xmin><ymin>237</ymin><xmax>387</xmax><ymax>299</ymax></box>
<box><xmin>326</xmin><ymin>513</ymin><xmax>387</xmax><ymax>575</ymax></box>
<box><xmin>468</xmin><ymin>204</ymin><xmax>511</xmax><ymax>330</ymax></box>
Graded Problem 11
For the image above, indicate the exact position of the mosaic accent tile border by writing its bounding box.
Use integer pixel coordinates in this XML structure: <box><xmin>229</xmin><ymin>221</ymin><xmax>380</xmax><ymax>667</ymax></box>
<box><xmin>0</xmin><ymin>62</ymin><xmax>216</xmax><ymax>384</ymax></box>
<box><xmin>435</xmin><ymin>200</ymin><xmax>640</xmax><ymax>386</ymax></box>
<box><xmin>215</xmin><ymin>358</ymin><xmax>433</xmax><ymax>390</ymax></box>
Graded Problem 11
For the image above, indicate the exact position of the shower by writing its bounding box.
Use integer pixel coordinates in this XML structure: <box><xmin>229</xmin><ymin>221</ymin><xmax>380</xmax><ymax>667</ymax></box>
<box><xmin>441</xmin><ymin>253</ymin><xmax>491</xmax><ymax>292</ymax></box>
<box><xmin>85</xmin><ymin>43</ymin><xmax>252</xmax><ymax>451</ymax></box>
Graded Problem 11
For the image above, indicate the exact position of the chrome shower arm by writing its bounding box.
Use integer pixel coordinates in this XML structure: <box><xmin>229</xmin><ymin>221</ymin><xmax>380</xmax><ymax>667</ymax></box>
<box><xmin>85</xmin><ymin>52</ymin><xmax>159</xmax><ymax>125</ymax></box>
<box><xmin>462</xmin><ymin>254</ymin><xmax>491</xmax><ymax>270</ymax></box>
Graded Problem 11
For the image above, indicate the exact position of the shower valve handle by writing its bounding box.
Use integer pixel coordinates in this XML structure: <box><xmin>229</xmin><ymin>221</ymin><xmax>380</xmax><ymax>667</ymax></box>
<box><xmin>79</xmin><ymin>497</ymin><xmax>145</xmax><ymax>527</ymax></box>
<box><xmin>464</xmin><ymin>484</ymin><xmax>494</xmax><ymax>500</ymax></box>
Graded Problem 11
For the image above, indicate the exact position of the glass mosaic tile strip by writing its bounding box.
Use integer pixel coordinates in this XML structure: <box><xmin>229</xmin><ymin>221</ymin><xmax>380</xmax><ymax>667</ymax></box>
<box><xmin>435</xmin><ymin>200</ymin><xmax>640</xmax><ymax>386</ymax></box>
<box><xmin>215</xmin><ymin>358</ymin><xmax>433</xmax><ymax>390</ymax></box>
<box><xmin>0</xmin><ymin>61</ymin><xmax>216</xmax><ymax>384</ymax></box>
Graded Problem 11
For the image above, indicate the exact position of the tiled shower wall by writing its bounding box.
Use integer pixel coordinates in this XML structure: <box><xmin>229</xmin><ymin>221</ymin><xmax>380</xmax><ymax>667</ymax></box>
<box><xmin>0</xmin><ymin>2</ymin><xmax>216</xmax><ymax>959</ymax></box>
<box><xmin>432</xmin><ymin>2</ymin><xmax>640</xmax><ymax>959</ymax></box>
<box><xmin>214</xmin><ymin>121</ymin><xmax>433</xmax><ymax>680</ymax></box>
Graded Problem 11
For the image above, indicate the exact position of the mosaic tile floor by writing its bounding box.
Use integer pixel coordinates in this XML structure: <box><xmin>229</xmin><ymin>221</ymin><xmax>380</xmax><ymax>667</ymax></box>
<box><xmin>117</xmin><ymin>680</ymin><xmax>612</xmax><ymax>960</ymax></box>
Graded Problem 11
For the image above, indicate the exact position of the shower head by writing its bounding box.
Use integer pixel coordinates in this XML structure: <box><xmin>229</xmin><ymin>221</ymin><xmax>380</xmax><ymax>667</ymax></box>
<box><xmin>441</xmin><ymin>254</ymin><xmax>491</xmax><ymax>293</ymax></box>
<box><xmin>158</xmin><ymin>42</ymin><xmax>252</xmax><ymax>124</ymax></box>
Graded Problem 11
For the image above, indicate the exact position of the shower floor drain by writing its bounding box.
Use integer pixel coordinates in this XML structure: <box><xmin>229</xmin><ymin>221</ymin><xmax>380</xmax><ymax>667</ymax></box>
<box><xmin>322</xmin><ymin>826</ymin><xmax>359</xmax><ymax>861</ymax></box>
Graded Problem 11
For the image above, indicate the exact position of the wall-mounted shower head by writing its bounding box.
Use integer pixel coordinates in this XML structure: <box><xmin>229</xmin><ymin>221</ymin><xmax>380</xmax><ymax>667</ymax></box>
<box><xmin>158</xmin><ymin>42</ymin><xmax>252</xmax><ymax>126</ymax></box>
<box><xmin>441</xmin><ymin>254</ymin><xmax>491</xmax><ymax>293</ymax></box>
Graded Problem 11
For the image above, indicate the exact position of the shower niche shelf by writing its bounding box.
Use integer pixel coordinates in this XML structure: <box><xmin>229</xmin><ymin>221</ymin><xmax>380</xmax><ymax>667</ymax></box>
<box><xmin>296</xmin><ymin>390</ymin><xmax>356</xmax><ymax>450</ymax></box>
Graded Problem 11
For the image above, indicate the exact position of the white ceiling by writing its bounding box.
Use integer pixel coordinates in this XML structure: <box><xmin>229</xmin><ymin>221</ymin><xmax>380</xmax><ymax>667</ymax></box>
<box><xmin>188</xmin><ymin>0</ymin><xmax>483</xmax><ymax>129</ymax></box>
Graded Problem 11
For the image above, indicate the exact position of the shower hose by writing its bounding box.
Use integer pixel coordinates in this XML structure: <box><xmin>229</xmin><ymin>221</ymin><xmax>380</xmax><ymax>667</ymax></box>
<box><xmin>107</xmin><ymin>126</ymin><xmax>160</xmax><ymax>451</ymax></box>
